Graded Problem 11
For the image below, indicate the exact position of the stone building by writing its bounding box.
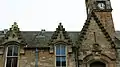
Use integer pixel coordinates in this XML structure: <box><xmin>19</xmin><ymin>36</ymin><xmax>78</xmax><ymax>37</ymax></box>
<box><xmin>0</xmin><ymin>0</ymin><xmax>120</xmax><ymax>67</ymax></box>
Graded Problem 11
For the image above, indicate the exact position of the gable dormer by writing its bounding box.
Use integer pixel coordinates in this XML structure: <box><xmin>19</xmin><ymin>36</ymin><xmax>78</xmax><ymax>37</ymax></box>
<box><xmin>48</xmin><ymin>23</ymin><xmax>73</xmax><ymax>54</ymax></box>
<box><xmin>1</xmin><ymin>22</ymin><xmax>26</xmax><ymax>45</ymax></box>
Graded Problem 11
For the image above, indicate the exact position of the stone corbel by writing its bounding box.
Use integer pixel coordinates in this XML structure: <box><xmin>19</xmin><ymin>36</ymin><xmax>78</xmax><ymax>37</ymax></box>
<box><xmin>49</xmin><ymin>46</ymin><xmax>54</xmax><ymax>54</ymax></box>
<box><xmin>20</xmin><ymin>47</ymin><xmax>25</xmax><ymax>55</ymax></box>
<box><xmin>68</xmin><ymin>45</ymin><xmax>72</xmax><ymax>54</ymax></box>
<box><xmin>92</xmin><ymin>50</ymin><xmax>102</xmax><ymax>60</ymax></box>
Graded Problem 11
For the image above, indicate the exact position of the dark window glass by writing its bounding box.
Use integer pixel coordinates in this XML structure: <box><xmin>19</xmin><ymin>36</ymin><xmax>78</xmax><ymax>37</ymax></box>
<box><xmin>12</xmin><ymin>57</ymin><xmax>18</xmax><ymax>67</ymax></box>
<box><xmin>56</xmin><ymin>57</ymin><xmax>61</xmax><ymax>61</ymax></box>
<box><xmin>6</xmin><ymin>45</ymin><xmax>18</xmax><ymax>67</ymax></box>
<box><xmin>56</xmin><ymin>61</ymin><xmax>60</xmax><ymax>66</ymax></box>
<box><xmin>90</xmin><ymin>61</ymin><xmax>106</xmax><ymax>67</ymax></box>
<box><xmin>61</xmin><ymin>45</ymin><xmax>65</xmax><ymax>56</ymax></box>
<box><xmin>6</xmin><ymin>57</ymin><xmax>12</xmax><ymax>67</ymax></box>
<box><xmin>7</xmin><ymin>46</ymin><xmax>18</xmax><ymax>56</ymax></box>
<box><xmin>62</xmin><ymin>61</ymin><xmax>66</xmax><ymax>66</ymax></box>
<box><xmin>13</xmin><ymin>46</ymin><xmax>18</xmax><ymax>56</ymax></box>
<box><xmin>7</xmin><ymin>46</ymin><xmax>12</xmax><ymax>56</ymax></box>
<box><xmin>61</xmin><ymin>57</ymin><xmax>66</xmax><ymax>66</ymax></box>
<box><xmin>56</xmin><ymin>45</ymin><xmax>60</xmax><ymax>55</ymax></box>
<box><xmin>56</xmin><ymin>57</ymin><xmax>60</xmax><ymax>66</ymax></box>
<box><xmin>61</xmin><ymin>57</ymin><xmax>66</xmax><ymax>61</ymax></box>
<box><xmin>56</xmin><ymin>45</ymin><xmax>66</xmax><ymax>67</ymax></box>
<box><xmin>6</xmin><ymin>57</ymin><xmax>18</xmax><ymax>67</ymax></box>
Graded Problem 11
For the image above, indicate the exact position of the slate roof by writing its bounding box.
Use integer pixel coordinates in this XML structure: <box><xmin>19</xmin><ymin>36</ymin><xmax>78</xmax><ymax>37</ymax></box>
<box><xmin>115</xmin><ymin>31</ymin><xmax>120</xmax><ymax>40</ymax></box>
<box><xmin>0</xmin><ymin>31</ymin><xmax>79</xmax><ymax>48</ymax></box>
<box><xmin>0</xmin><ymin>30</ymin><xmax>120</xmax><ymax>48</ymax></box>
<box><xmin>0</xmin><ymin>20</ymin><xmax>120</xmax><ymax>48</ymax></box>
<box><xmin>114</xmin><ymin>31</ymin><xmax>120</xmax><ymax>48</ymax></box>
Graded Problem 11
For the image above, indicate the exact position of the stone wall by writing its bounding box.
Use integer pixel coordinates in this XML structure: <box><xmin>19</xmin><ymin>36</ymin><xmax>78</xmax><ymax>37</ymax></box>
<box><xmin>19</xmin><ymin>49</ymin><xmax>76</xmax><ymax>67</ymax></box>
<box><xmin>38</xmin><ymin>50</ymin><xmax>55</xmax><ymax>67</ymax></box>
<box><xmin>19</xmin><ymin>49</ymin><xmax>55</xmax><ymax>67</ymax></box>
<box><xmin>95</xmin><ymin>12</ymin><xmax>115</xmax><ymax>38</ymax></box>
<box><xmin>116</xmin><ymin>49</ymin><xmax>120</xmax><ymax>67</ymax></box>
<box><xmin>0</xmin><ymin>55</ymin><xmax>4</xmax><ymax>67</ymax></box>
<box><xmin>79</xmin><ymin>17</ymin><xmax>116</xmax><ymax>67</ymax></box>
<box><xmin>19</xmin><ymin>50</ymin><xmax>36</xmax><ymax>67</ymax></box>
<box><xmin>67</xmin><ymin>54</ymin><xmax>76</xmax><ymax>67</ymax></box>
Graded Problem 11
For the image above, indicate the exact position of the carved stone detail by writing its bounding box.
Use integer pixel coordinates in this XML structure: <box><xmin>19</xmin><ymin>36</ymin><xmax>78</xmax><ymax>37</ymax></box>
<box><xmin>49</xmin><ymin>23</ymin><xmax>73</xmax><ymax>45</ymax></box>
<box><xmin>48</xmin><ymin>23</ymin><xmax>73</xmax><ymax>54</ymax></box>
<box><xmin>1</xmin><ymin>22</ymin><xmax>26</xmax><ymax>46</ymax></box>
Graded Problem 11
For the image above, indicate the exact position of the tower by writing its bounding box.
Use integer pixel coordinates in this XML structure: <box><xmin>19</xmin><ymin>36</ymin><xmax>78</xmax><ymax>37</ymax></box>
<box><xmin>77</xmin><ymin>0</ymin><xmax>117</xmax><ymax>67</ymax></box>
<box><xmin>85</xmin><ymin>0</ymin><xmax>115</xmax><ymax>38</ymax></box>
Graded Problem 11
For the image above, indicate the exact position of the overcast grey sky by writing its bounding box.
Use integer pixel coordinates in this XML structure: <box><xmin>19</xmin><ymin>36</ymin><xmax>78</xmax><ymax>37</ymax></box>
<box><xmin>0</xmin><ymin>0</ymin><xmax>119</xmax><ymax>31</ymax></box>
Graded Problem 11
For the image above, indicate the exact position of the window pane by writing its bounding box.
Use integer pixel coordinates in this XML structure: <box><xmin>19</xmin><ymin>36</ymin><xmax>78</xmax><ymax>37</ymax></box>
<box><xmin>56</xmin><ymin>61</ymin><xmax>61</xmax><ymax>66</ymax></box>
<box><xmin>61</xmin><ymin>45</ymin><xmax>65</xmax><ymax>55</ymax></box>
<box><xmin>62</xmin><ymin>61</ymin><xmax>66</xmax><ymax>66</ymax></box>
<box><xmin>61</xmin><ymin>57</ymin><xmax>66</xmax><ymax>66</ymax></box>
<box><xmin>7</xmin><ymin>46</ymin><xmax>13</xmax><ymax>56</ymax></box>
<box><xmin>12</xmin><ymin>57</ymin><xmax>18</xmax><ymax>67</ymax></box>
<box><xmin>56</xmin><ymin>57</ymin><xmax>60</xmax><ymax>61</ymax></box>
<box><xmin>56</xmin><ymin>45</ymin><xmax>60</xmax><ymax>55</ymax></box>
<box><xmin>56</xmin><ymin>45</ymin><xmax>66</xmax><ymax>67</ymax></box>
<box><xmin>56</xmin><ymin>57</ymin><xmax>61</xmax><ymax>66</ymax></box>
<box><xmin>6</xmin><ymin>57</ymin><xmax>12</xmax><ymax>67</ymax></box>
<box><xmin>61</xmin><ymin>57</ymin><xmax>66</xmax><ymax>61</ymax></box>
<box><xmin>13</xmin><ymin>46</ymin><xmax>18</xmax><ymax>56</ymax></box>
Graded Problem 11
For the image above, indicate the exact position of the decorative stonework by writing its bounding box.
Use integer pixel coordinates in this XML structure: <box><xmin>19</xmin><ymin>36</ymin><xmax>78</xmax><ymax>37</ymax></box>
<box><xmin>77</xmin><ymin>11</ymin><xmax>116</xmax><ymax>67</ymax></box>
<box><xmin>0</xmin><ymin>0</ymin><xmax>118</xmax><ymax>67</ymax></box>
<box><xmin>49</xmin><ymin>23</ymin><xmax>72</xmax><ymax>45</ymax></box>
<box><xmin>0</xmin><ymin>22</ymin><xmax>27</xmax><ymax>55</ymax></box>
<box><xmin>48</xmin><ymin>23</ymin><xmax>73</xmax><ymax>53</ymax></box>
<box><xmin>78</xmin><ymin>11</ymin><xmax>115</xmax><ymax>48</ymax></box>
<box><xmin>1</xmin><ymin>22</ymin><xmax>26</xmax><ymax>46</ymax></box>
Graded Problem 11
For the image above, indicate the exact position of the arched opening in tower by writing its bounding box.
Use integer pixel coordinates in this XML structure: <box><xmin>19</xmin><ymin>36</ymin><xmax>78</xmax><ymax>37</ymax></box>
<box><xmin>90</xmin><ymin>61</ymin><xmax>106</xmax><ymax>67</ymax></box>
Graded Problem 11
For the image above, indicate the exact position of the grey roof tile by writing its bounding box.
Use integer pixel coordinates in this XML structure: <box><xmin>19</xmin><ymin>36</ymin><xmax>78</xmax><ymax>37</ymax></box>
<box><xmin>1</xmin><ymin>30</ymin><xmax>120</xmax><ymax>48</ymax></box>
<box><xmin>0</xmin><ymin>31</ymin><xmax>79</xmax><ymax>47</ymax></box>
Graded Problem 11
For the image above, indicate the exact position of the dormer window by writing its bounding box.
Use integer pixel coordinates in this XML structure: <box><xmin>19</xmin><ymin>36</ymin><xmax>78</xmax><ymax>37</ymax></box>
<box><xmin>55</xmin><ymin>45</ymin><xmax>66</xmax><ymax>67</ymax></box>
<box><xmin>5</xmin><ymin>45</ymin><xmax>18</xmax><ymax>67</ymax></box>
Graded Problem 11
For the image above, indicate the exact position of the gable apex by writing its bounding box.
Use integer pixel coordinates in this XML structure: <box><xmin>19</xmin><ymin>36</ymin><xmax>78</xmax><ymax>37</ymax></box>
<box><xmin>48</xmin><ymin>23</ymin><xmax>72</xmax><ymax>45</ymax></box>
<box><xmin>78</xmin><ymin>11</ymin><xmax>115</xmax><ymax>48</ymax></box>
<box><xmin>1</xmin><ymin>22</ymin><xmax>26</xmax><ymax>46</ymax></box>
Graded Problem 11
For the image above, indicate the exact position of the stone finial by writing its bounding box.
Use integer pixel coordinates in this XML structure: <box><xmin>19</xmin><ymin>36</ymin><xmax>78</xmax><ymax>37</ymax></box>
<box><xmin>41</xmin><ymin>29</ymin><xmax>45</xmax><ymax>36</ymax></box>
<box><xmin>14</xmin><ymin>22</ymin><xmax>17</xmax><ymax>25</ymax></box>
<box><xmin>6</xmin><ymin>22</ymin><xmax>20</xmax><ymax>38</ymax></box>
<box><xmin>59</xmin><ymin>22</ymin><xmax>62</xmax><ymax>25</ymax></box>
<box><xmin>11</xmin><ymin>22</ymin><xmax>18</xmax><ymax>31</ymax></box>
<box><xmin>58</xmin><ymin>22</ymin><xmax>63</xmax><ymax>31</ymax></box>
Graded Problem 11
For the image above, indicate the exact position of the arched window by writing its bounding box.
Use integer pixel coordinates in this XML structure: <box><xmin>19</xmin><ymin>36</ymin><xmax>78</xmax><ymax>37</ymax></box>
<box><xmin>55</xmin><ymin>45</ymin><xmax>66</xmax><ymax>67</ymax></box>
<box><xmin>6</xmin><ymin>45</ymin><xmax>18</xmax><ymax>67</ymax></box>
<box><xmin>90</xmin><ymin>61</ymin><xmax>106</xmax><ymax>67</ymax></box>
